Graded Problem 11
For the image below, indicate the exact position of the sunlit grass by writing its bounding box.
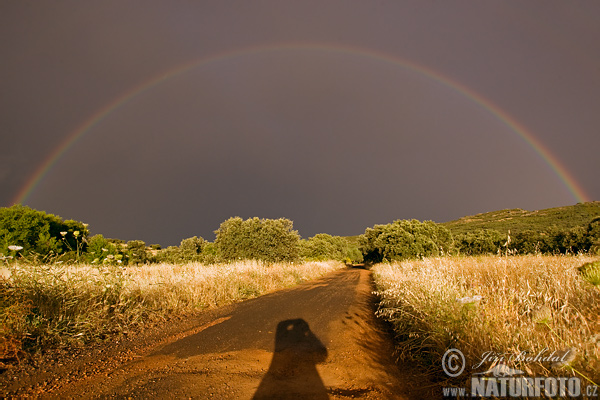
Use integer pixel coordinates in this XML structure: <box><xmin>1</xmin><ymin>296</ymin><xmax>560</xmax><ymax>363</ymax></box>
<box><xmin>0</xmin><ymin>260</ymin><xmax>344</xmax><ymax>363</ymax></box>
<box><xmin>372</xmin><ymin>255</ymin><xmax>600</xmax><ymax>385</ymax></box>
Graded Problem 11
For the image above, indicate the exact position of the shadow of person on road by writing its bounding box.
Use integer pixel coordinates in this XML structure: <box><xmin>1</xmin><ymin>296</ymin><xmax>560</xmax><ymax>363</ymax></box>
<box><xmin>253</xmin><ymin>319</ymin><xmax>328</xmax><ymax>399</ymax></box>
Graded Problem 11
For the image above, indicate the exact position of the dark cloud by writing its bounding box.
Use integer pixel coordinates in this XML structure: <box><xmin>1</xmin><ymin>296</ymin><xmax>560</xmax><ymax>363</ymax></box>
<box><xmin>1</xmin><ymin>1</ymin><xmax>598</xmax><ymax>245</ymax></box>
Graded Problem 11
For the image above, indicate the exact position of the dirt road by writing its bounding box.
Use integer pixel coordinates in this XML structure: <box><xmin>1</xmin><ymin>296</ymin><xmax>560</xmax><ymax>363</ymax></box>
<box><xmin>4</xmin><ymin>267</ymin><xmax>440</xmax><ymax>399</ymax></box>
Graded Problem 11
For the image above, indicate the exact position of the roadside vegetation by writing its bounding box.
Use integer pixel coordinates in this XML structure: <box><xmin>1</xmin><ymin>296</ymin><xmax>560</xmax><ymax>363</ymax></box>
<box><xmin>1</xmin><ymin>260</ymin><xmax>344</xmax><ymax>365</ymax></box>
<box><xmin>372</xmin><ymin>256</ymin><xmax>600</xmax><ymax>386</ymax></box>
<box><xmin>1</xmin><ymin>206</ymin><xmax>354</xmax><ymax>365</ymax></box>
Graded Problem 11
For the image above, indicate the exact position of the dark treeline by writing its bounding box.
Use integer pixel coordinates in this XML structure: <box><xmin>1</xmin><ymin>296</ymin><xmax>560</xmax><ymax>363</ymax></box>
<box><xmin>1</xmin><ymin>205</ymin><xmax>599</xmax><ymax>265</ymax></box>
<box><xmin>453</xmin><ymin>219</ymin><xmax>600</xmax><ymax>256</ymax></box>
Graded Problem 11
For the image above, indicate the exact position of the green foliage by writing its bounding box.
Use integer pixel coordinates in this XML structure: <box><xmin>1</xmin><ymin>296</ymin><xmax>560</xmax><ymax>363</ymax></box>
<box><xmin>578</xmin><ymin>261</ymin><xmax>600</xmax><ymax>286</ymax></box>
<box><xmin>445</xmin><ymin>203</ymin><xmax>600</xmax><ymax>256</ymax></box>
<box><xmin>586</xmin><ymin>217</ymin><xmax>600</xmax><ymax>254</ymax></box>
<box><xmin>84</xmin><ymin>234</ymin><xmax>123</xmax><ymax>265</ymax></box>
<box><xmin>153</xmin><ymin>245</ymin><xmax>181</xmax><ymax>264</ymax></box>
<box><xmin>443</xmin><ymin>202</ymin><xmax>600</xmax><ymax>236</ymax></box>
<box><xmin>152</xmin><ymin>236</ymin><xmax>212</xmax><ymax>264</ymax></box>
<box><xmin>0</xmin><ymin>205</ymin><xmax>88</xmax><ymax>259</ymax></box>
<box><xmin>179</xmin><ymin>236</ymin><xmax>206</xmax><ymax>262</ymax></box>
<box><xmin>126</xmin><ymin>240</ymin><xmax>147</xmax><ymax>265</ymax></box>
<box><xmin>360</xmin><ymin>219</ymin><xmax>454</xmax><ymax>263</ymax></box>
<box><xmin>200</xmin><ymin>242</ymin><xmax>218</xmax><ymax>264</ymax></box>
<box><xmin>214</xmin><ymin>217</ymin><xmax>300</xmax><ymax>263</ymax></box>
<box><xmin>454</xmin><ymin>229</ymin><xmax>506</xmax><ymax>255</ymax></box>
<box><xmin>300</xmin><ymin>233</ymin><xmax>363</xmax><ymax>263</ymax></box>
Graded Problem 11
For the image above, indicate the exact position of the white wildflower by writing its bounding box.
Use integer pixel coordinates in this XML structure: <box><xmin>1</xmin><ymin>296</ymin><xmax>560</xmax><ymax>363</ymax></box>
<box><xmin>456</xmin><ymin>295</ymin><xmax>483</xmax><ymax>304</ymax></box>
<box><xmin>551</xmin><ymin>348</ymin><xmax>577</xmax><ymax>369</ymax></box>
<box><xmin>8</xmin><ymin>245</ymin><xmax>23</xmax><ymax>251</ymax></box>
<box><xmin>531</xmin><ymin>305</ymin><xmax>552</xmax><ymax>324</ymax></box>
<box><xmin>60</xmin><ymin>231</ymin><xmax>68</xmax><ymax>236</ymax></box>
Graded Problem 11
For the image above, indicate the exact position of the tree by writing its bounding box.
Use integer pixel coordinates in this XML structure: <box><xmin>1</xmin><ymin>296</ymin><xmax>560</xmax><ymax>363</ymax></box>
<box><xmin>360</xmin><ymin>219</ymin><xmax>453</xmax><ymax>263</ymax></box>
<box><xmin>126</xmin><ymin>240</ymin><xmax>147</xmax><ymax>265</ymax></box>
<box><xmin>179</xmin><ymin>236</ymin><xmax>206</xmax><ymax>262</ymax></box>
<box><xmin>214</xmin><ymin>217</ymin><xmax>300</xmax><ymax>263</ymax></box>
<box><xmin>301</xmin><ymin>233</ymin><xmax>362</xmax><ymax>263</ymax></box>
<box><xmin>454</xmin><ymin>229</ymin><xmax>506</xmax><ymax>255</ymax></box>
<box><xmin>585</xmin><ymin>217</ymin><xmax>600</xmax><ymax>254</ymax></box>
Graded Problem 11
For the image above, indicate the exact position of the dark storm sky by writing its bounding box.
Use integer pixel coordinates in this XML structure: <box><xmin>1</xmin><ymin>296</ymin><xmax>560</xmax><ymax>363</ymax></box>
<box><xmin>1</xmin><ymin>1</ymin><xmax>599</xmax><ymax>246</ymax></box>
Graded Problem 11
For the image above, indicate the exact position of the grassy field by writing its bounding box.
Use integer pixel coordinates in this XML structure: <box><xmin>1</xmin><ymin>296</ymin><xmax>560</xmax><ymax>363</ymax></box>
<box><xmin>0</xmin><ymin>260</ymin><xmax>345</xmax><ymax>364</ymax></box>
<box><xmin>372</xmin><ymin>255</ymin><xmax>600</xmax><ymax>387</ymax></box>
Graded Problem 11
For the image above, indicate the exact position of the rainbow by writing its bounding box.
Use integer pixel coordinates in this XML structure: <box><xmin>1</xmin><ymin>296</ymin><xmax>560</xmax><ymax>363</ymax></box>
<box><xmin>12</xmin><ymin>42</ymin><xmax>590</xmax><ymax>205</ymax></box>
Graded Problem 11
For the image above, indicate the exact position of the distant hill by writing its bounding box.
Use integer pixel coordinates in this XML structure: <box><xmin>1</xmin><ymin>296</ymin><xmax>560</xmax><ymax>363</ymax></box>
<box><xmin>441</xmin><ymin>201</ymin><xmax>600</xmax><ymax>235</ymax></box>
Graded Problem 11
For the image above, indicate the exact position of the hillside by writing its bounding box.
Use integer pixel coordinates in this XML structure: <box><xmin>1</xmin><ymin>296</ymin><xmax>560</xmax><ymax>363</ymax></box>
<box><xmin>441</xmin><ymin>201</ymin><xmax>600</xmax><ymax>235</ymax></box>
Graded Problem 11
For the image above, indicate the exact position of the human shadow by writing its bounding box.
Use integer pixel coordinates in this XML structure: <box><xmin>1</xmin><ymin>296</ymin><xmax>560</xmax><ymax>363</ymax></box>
<box><xmin>253</xmin><ymin>319</ymin><xmax>328</xmax><ymax>399</ymax></box>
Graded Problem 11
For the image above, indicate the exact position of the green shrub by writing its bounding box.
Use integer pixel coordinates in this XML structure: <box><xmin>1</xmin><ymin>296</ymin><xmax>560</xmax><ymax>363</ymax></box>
<box><xmin>152</xmin><ymin>237</ymin><xmax>212</xmax><ymax>264</ymax></box>
<box><xmin>360</xmin><ymin>219</ymin><xmax>453</xmax><ymax>263</ymax></box>
<box><xmin>179</xmin><ymin>236</ymin><xmax>206</xmax><ymax>262</ymax></box>
<box><xmin>214</xmin><ymin>217</ymin><xmax>300</xmax><ymax>263</ymax></box>
<box><xmin>300</xmin><ymin>233</ymin><xmax>363</xmax><ymax>263</ymax></box>
<box><xmin>585</xmin><ymin>217</ymin><xmax>600</xmax><ymax>254</ymax></box>
<box><xmin>126</xmin><ymin>240</ymin><xmax>147</xmax><ymax>265</ymax></box>
<box><xmin>0</xmin><ymin>205</ymin><xmax>88</xmax><ymax>259</ymax></box>
<box><xmin>154</xmin><ymin>246</ymin><xmax>181</xmax><ymax>264</ymax></box>
<box><xmin>84</xmin><ymin>234</ymin><xmax>123</xmax><ymax>265</ymax></box>
<box><xmin>454</xmin><ymin>229</ymin><xmax>506</xmax><ymax>255</ymax></box>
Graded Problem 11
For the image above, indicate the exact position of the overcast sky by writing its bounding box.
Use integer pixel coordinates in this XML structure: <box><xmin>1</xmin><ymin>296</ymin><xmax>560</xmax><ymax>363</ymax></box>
<box><xmin>1</xmin><ymin>1</ymin><xmax>599</xmax><ymax>246</ymax></box>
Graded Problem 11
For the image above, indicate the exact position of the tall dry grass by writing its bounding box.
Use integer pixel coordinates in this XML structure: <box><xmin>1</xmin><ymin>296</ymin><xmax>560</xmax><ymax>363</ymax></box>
<box><xmin>372</xmin><ymin>255</ymin><xmax>600</xmax><ymax>385</ymax></box>
<box><xmin>0</xmin><ymin>260</ymin><xmax>344</xmax><ymax>361</ymax></box>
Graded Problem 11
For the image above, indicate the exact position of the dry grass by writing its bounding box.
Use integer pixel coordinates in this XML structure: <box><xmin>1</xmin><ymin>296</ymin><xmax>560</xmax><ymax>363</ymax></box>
<box><xmin>372</xmin><ymin>255</ymin><xmax>600</xmax><ymax>385</ymax></box>
<box><xmin>0</xmin><ymin>260</ymin><xmax>344</xmax><ymax>362</ymax></box>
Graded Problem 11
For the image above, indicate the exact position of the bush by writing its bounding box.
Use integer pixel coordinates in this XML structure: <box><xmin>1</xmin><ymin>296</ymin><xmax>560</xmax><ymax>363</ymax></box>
<box><xmin>126</xmin><ymin>240</ymin><xmax>147</xmax><ymax>265</ymax></box>
<box><xmin>152</xmin><ymin>237</ymin><xmax>211</xmax><ymax>264</ymax></box>
<box><xmin>153</xmin><ymin>246</ymin><xmax>181</xmax><ymax>264</ymax></box>
<box><xmin>214</xmin><ymin>217</ymin><xmax>300</xmax><ymax>263</ymax></box>
<box><xmin>454</xmin><ymin>217</ymin><xmax>600</xmax><ymax>256</ymax></box>
<box><xmin>84</xmin><ymin>234</ymin><xmax>124</xmax><ymax>265</ymax></box>
<box><xmin>454</xmin><ymin>229</ymin><xmax>506</xmax><ymax>255</ymax></box>
<box><xmin>360</xmin><ymin>219</ymin><xmax>453</xmax><ymax>263</ymax></box>
<box><xmin>585</xmin><ymin>217</ymin><xmax>600</xmax><ymax>254</ymax></box>
<box><xmin>0</xmin><ymin>205</ymin><xmax>88</xmax><ymax>259</ymax></box>
<box><xmin>179</xmin><ymin>236</ymin><xmax>206</xmax><ymax>262</ymax></box>
<box><xmin>300</xmin><ymin>234</ymin><xmax>363</xmax><ymax>263</ymax></box>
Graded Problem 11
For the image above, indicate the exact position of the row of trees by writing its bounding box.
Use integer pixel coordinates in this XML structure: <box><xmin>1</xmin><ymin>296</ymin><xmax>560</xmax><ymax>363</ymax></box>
<box><xmin>453</xmin><ymin>217</ymin><xmax>600</xmax><ymax>256</ymax></box>
<box><xmin>149</xmin><ymin>218</ymin><xmax>363</xmax><ymax>264</ymax></box>
<box><xmin>0</xmin><ymin>207</ymin><xmax>363</xmax><ymax>265</ymax></box>
<box><xmin>360</xmin><ymin>217</ymin><xmax>600</xmax><ymax>261</ymax></box>
<box><xmin>2</xmin><ymin>205</ymin><xmax>599</xmax><ymax>265</ymax></box>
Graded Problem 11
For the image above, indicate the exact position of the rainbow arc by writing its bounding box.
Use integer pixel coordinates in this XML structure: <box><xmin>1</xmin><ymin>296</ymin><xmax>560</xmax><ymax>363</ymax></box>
<box><xmin>12</xmin><ymin>43</ymin><xmax>590</xmax><ymax>205</ymax></box>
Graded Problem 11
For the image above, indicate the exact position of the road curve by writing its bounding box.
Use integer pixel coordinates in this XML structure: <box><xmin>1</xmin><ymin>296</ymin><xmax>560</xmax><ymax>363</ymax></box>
<box><xmin>40</xmin><ymin>267</ymin><xmax>438</xmax><ymax>399</ymax></box>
